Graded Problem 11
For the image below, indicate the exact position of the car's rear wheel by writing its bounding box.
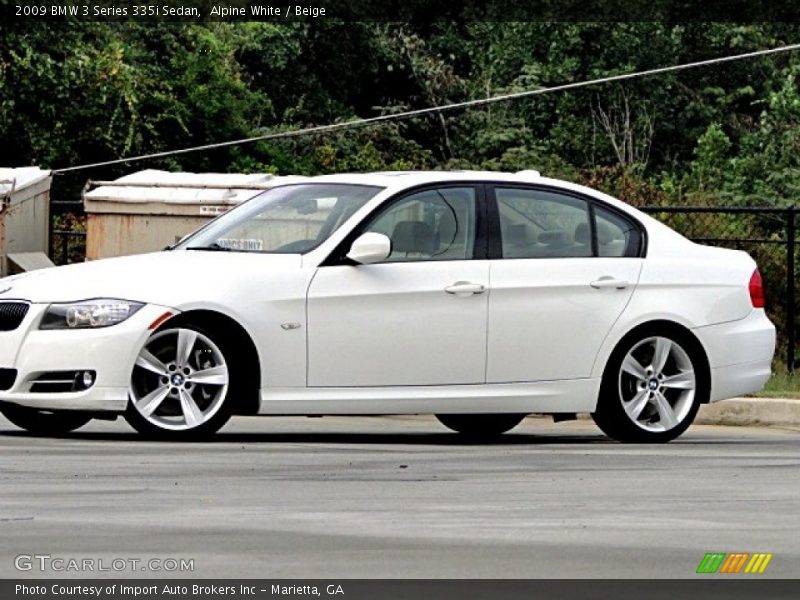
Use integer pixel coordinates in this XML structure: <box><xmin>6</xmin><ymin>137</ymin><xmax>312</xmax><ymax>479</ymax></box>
<box><xmin>124</xmin><ymin>326</ymin><xmax>234</xmax><ymax>439</ymax></box>
<box><xmin>0</xmin><ymin>404</ymin><xmax>92</xmax><ymax>436</ymax></box>
<box><xmin>436</xmin><ymin>414</ymin><xmax>526</xmax><ymax>438</ymax></box>
<box><xmin>592</xmin><ymin>328</ymin><xmax>706</xmax><ymax>443</ymax></box>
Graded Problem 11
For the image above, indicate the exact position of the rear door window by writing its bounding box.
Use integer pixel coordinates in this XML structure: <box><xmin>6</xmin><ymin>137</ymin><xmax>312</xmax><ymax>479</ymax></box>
<box><xmin>495</xmin><ymin>187</ymin><xmax>592</xmax><ymax>258</ymax></box>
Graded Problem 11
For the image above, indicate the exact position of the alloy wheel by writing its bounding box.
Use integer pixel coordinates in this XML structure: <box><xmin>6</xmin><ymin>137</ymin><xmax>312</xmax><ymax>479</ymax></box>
<box><xmin>618</xmin><ymin>336</ymin><xmax>696</xmax><ymax>433</ymax></box>
<box><xmin>129</xmin><ymin>328</ymin><xmax>229</xmax><ymax>431</ymax></box>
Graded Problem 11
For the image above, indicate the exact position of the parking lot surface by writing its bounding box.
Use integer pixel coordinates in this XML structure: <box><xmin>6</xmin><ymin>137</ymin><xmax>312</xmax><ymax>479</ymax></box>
<box><xmin>1</xmin><ymin>415</ymin><xmax>798</xmax><ymax>578</ymax></box>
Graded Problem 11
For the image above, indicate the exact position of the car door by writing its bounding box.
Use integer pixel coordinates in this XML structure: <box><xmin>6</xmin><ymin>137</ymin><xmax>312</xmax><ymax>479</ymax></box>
<box><xmin>307</xmin><ymin>185</ymin><xmax>490</xmax><ymax>387</ymax></box>
<box><xmin>486</xmin><ymin>185</ymin><xmax>644</xmax><ymax>383</ymax></box>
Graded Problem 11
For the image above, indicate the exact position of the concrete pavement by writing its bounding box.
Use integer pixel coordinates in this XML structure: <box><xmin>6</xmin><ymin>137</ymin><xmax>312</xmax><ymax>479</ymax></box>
<box><xmin>0</xmin><ymin>415</ymin><xmax>798</xmax><ymax>579</ymax></box>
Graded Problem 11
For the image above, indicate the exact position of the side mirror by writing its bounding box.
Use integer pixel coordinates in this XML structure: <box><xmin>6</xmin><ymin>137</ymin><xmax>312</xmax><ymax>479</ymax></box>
<box><xmin>346</xmin><ymin>232</ymin><xmax>391</xmax><ymax>265</ymax></box>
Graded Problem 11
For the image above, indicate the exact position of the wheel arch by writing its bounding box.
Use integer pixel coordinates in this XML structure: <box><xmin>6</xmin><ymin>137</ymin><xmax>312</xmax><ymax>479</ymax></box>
<box><xmin>155</xmin><ymin>309</ymin><xmax>262</xmax><ymax>415</ymax></box>
<box><xmin>600</xmin><ymin>319</ymin><xmax>712</xmax><ymax>404</ymax></box>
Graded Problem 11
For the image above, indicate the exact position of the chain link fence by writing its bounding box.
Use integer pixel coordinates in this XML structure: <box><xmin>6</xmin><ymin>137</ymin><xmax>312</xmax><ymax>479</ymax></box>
<box><xmin>641</xmin><ymin>207</ymin><xmax>798</xmax><ymax>371</ymax></box>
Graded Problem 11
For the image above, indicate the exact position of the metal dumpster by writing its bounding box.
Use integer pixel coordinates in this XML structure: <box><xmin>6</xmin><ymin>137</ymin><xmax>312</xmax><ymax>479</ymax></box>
<box><xmin>0</xmin><ymin>167</ymin><xmax>52</xmax><ymax>276</ymax></box>
<box><xmin>83</xmin><ymin>170</ymin><xmax>285</xmax><ymax>260</ymax></box>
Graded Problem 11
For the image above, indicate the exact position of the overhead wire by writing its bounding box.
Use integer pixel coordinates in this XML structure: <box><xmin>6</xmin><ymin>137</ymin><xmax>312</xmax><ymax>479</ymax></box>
<box><xmin>52</xmin><ymin>42</ymin><xmax>800</xmax><ymax>174</ymax></box>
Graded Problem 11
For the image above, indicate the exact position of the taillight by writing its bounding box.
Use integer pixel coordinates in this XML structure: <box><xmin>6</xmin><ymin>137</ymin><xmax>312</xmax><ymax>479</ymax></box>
<box><xmin>749</xmin><ymin>269</ymin><xmax>765</xmax><ymax>308</ymax></box>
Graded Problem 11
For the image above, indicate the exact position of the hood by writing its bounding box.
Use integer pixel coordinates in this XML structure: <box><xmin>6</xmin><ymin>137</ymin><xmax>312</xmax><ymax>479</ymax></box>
<box><xmin>0</xmin><ymin>251</ymin><xmax>302</xmax><ymax>305</ymax></box>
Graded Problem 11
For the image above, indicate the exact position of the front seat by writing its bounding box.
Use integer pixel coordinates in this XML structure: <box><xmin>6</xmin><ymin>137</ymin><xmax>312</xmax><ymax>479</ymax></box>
<box><xmin>391</xmin><ymin>221</ymin><xmax>436</xmax><ymax>258</ymax></box>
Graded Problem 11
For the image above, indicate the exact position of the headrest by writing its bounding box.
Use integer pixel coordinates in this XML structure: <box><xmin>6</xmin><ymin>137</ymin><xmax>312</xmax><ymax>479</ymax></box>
<box><xmin>504</xmin><ymin>224</ymin><xmax>528</xmax><ymax>245</ymax></box>
<box><xmin>574</xmin><ymin>222</ymin><xmax>591</xmax><ymax>245</ymax></box>
<box><xmin>391</xmin><ymin>220</ymin><xmax>436</xmax><ymax>254</ymax></box>
<box><xmin>574</xmin><ymin>222</ymin><xmax>617</xmax><ymax>246</ymax></box>
<box><xmin>596</xmin><ymin>222</ymin><xmax>615</xmax><ymax>245</ymax></box>
<box><xmin>538</xmin><ymin>230</ymin><xmax>570</xmax><ymax>246</ymax></box>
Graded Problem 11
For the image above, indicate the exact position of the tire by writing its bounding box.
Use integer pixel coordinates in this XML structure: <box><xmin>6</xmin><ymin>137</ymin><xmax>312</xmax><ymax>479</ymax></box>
<box><xmin>436</xmin><ymin>414</ymin><xmax>526</xmax><ymax>438</ymax></box>
<box><xmin>0</xmin><ymin>404</ymin><xmax>92</xmax><ymax>436</ymax></box>
<box><xmin>124</xmin><ymin>324</ymin><xmax>236</xmax><ymax>440</ymax></box>
<box><xmin>592</xmin><ymin>326</ymin><xmax>708</xmax><ymax>443</ymax></box>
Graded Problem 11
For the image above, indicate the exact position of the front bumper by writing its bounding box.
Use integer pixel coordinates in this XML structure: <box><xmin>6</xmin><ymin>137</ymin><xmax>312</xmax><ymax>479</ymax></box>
<box><xmin>0</xmin><ymin>302</ymin><xmax>175</xmax><ymax>412</ymax></box>
<box><xmin>693</xmin><ymin>308</ymin><xmax>776</xmax><ymax>402</ymax></box>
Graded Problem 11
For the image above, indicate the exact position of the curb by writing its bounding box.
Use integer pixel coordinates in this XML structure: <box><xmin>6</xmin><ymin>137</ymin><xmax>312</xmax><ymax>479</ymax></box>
<box><xmin>695</xmin><ymin>397</ymin><xmax>800</xmax><ymax>428</ymax></box>
<box><xmin>567</xmin><ymin>397</ymin><xmax>800</xmax><ymax>428</ymax></box>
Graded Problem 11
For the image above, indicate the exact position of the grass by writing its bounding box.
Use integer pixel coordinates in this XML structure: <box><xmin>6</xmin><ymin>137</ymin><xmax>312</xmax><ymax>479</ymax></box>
<box><xmin>754</xmin><ymin>370</ymin><xmax>800</xmax><ymax>399</ymax></box>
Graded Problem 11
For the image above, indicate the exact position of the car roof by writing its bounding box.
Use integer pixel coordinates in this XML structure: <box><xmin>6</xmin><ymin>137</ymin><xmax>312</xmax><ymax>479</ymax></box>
<box><xmin>301</xmin><ymin>170</ymin><xmax>629</xmax><ymax>211</ymax></box>
<box><xmin>303</xmin><ymin>170</ymin><xmax>543</xmax><ymax>189</ymax></box>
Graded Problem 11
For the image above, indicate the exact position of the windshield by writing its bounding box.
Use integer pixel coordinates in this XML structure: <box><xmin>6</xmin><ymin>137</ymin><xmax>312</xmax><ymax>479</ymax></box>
<box><xmin>176</xmin><ymin>183</ymin><xmax>383</xmax><ymax>254</ymax></box>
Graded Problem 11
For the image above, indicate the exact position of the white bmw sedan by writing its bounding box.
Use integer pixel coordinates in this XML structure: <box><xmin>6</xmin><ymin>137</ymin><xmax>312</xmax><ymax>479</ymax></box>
<box><xmin>0</xmin><ymin>171</ymin><xmax>776</xmax><ymax>442</ymax></box>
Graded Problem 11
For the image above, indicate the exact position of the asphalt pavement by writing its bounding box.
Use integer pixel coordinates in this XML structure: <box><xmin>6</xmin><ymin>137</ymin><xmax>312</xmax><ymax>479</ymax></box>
<box><xmin>0</xmin><ymin>415</ymin><xmax>798</xmax><ymax>579</ymax></box>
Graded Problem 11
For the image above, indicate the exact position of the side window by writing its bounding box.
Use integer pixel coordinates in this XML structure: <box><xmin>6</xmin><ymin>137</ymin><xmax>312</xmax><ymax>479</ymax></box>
<box><xmin>595</xmin><ymin>205</ymin><xmax>641</xmax><ymax>257</ymax></box>
<box><xmin>364</xmin><ymin>187</ymin><xmax>476</xmax><ymax>262</ymax></box>
<box><xmin>496</xmin><ymin>188</ymin><xmax>592</xmax><ymax>258</ymax></box>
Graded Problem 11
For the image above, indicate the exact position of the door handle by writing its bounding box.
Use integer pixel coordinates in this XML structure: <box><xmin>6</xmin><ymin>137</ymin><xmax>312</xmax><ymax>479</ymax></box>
<box><xmin>444</xmin><ymin>281</ymin><xmax>486</xmax><ymax>295</ymax></box>
<box><xmin>590</xmin><ymin>277</ymin><xmax>630</xmax><ymax>290</ymax></box>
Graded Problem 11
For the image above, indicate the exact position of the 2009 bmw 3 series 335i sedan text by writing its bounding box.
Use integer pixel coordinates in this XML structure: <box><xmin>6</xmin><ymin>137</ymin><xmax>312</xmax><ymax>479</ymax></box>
<box><xmin>0</xmin><ymin>171</ymin><xmax>776</xmax><ymax>442</ymax></box>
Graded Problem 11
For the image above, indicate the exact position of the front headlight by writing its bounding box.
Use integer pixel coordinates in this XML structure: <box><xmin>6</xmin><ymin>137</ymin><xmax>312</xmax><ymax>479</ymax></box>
<box><xmin>39</xmin><ymin>299</ymin><xmax>144</xmax><ymax>330</ymax></box>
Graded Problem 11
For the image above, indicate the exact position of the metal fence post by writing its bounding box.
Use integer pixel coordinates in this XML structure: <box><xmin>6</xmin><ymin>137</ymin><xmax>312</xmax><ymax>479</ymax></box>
<box><xmin>61</xmin><ymin>232</ymin><xmax>68</xmax><ymax>266</ymax></box>
<box><xmin>47</xmin><ymin>211</ymin><xmax>53</xmax><ymax>260</ymax></box>
<box><xmin>787</xmin><ymin>207</ymin><xmax>796</xmax><ymax>372</ymax></box>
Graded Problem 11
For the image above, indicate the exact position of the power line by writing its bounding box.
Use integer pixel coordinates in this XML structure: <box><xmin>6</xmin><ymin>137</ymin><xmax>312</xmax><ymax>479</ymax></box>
<box><xmin>52</xmin><ymin>42</ymin><xmax>800</xmax><ymax>174</ymax></box>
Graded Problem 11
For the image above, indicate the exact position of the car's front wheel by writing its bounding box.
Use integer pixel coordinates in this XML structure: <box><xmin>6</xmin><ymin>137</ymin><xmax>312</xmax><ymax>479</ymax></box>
<box><xmin>125</xmin><ymin>325</ymin><xmax>234</xmax><ymax>439</ymax></box>
<box><xmin>436</xmin><ymin>414</ymin><xmax>526</xmax><ymax>438</ymax></box>
<box><xmin>0</xmin><ymin>404</ymin><xmax>92</xmax><ymax>436</ymax></box>
<box><xmin>592</xmin><ymin>328</ymin><xmax>707</xmax><ymax>443</ymax></box>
